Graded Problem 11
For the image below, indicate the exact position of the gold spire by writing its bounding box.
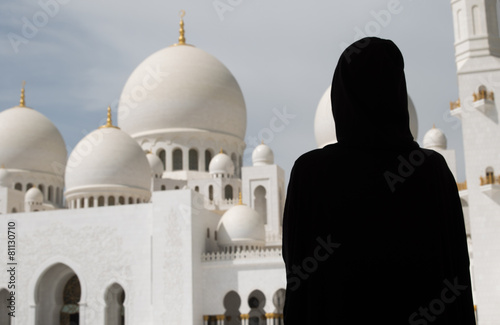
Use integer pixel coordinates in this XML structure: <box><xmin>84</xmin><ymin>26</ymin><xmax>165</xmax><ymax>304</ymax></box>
<box><xmin>220</xmin><ymin>148</ymin><xmax>223</xmax><ymax>154</ymax></box>
<box><xmin>238</xmin><ymin>192</ymin><xmax>243</xmax><ymax>205</ymax></box>
<box><xmin>174</xmin><ymin>10</ymin><xmax>186</xmax><ymax>46</ymax></box>
<box><xmin>99</xmin><ymin>106</ymin><xmax>119</xmax><ymax>129</ymax></box>
<box><xmin>19</xmin><ymin>81</ymin><xmax>26</xmax><ymax>107</ymax></box>
<box><xmin>433</xmin><ymin>123</ymin><xmax>436</xmax><ymax>129</ymax></box>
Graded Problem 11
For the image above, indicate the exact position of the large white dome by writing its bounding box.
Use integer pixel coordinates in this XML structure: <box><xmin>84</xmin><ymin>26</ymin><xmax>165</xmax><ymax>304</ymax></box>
<box><xmin>314</xmin><ymin>86</ymin><xmax>419</xmax><ymax>148</ymax></box>
<box><xmin>217</xmin><ymin>204</ymin><xmax>265</xmax><ymax>248</ymax></box>
<box><xmin>65</xmin><ymin>127</ymin><xmax>151</xmax><ymax>193</ymax></box>
<box><xmin>314</xmin><ymin>86</ymin><xmax>337</xmax><ymax>148</ymax></box>
<box><xmin>0</xmin><ymin>106</ymin><xmax>67</xmax><ymax>175</ymax></box>
<box><xmin>117</xmin><ymin>45</ymin><xmax>247</xmax><ymax>140</ymax></box>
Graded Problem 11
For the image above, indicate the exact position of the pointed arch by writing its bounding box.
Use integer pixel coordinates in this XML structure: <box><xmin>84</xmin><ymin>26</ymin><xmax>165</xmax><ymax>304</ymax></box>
<box><xmin>189</xmin><ymin>149</ymin><xmax>199</xmax><ymax>171</ymax></box>
<box><xmin>31</xmin><ymin>260</ymin><xmax>86</xmax><ymax>325</ymax></box>
<box><xmin>223</xmin><ymin>291</ymin><xmax>241</xmax><ymax>325</ymax></box>
<box><xmin>157</xmin><ymin>149</ymin><xmax>166</xmax><ymax>171</ymax></box>
<box><xmin>173</xmin><ymin>148</ymin><xmax>183</xmax><ymax>171</ymax></box>
<box><xmin>254</xmin><ymin>186</ymin><xmax>268</xmax><ymax>224</ymax></box>
<box><xmin>248</xmin><ymin>290</ymin><xmax>266</xmax><ymax>325</ymax></box>
<box><xmin>225</xmin><ymin>185</ymin><xmax>233</xmax><ymax>200</ymax></box>
<box><xmin>205</xmin><ymin>149</ymin><xmax>213</xmax><ymax>172</ymax></box>
<box><xmin>105</xmin><ymin>283</ymin><xmax>126</xmax><ymax>325</ymax></box>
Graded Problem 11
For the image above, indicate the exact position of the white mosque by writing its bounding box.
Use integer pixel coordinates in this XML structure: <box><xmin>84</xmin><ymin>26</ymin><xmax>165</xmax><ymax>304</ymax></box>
<box><xmin>1</xmin><ymin>0</ymin><xmax>500</xmax><ymax>323</ymax></box>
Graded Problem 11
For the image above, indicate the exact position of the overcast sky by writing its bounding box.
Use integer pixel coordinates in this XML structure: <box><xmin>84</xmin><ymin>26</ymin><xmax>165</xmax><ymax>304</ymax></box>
<box><xmin>0</xmin><ymin>0</ymin><xmax>465</xmax><ymax>183</ymax></box>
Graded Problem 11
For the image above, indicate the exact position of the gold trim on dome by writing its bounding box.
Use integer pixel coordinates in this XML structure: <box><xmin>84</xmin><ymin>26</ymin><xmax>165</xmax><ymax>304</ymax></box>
<box><xmin>99</xmin><ymin>106</ymin><xmax>120</xmax><ymax>129</ymax></box>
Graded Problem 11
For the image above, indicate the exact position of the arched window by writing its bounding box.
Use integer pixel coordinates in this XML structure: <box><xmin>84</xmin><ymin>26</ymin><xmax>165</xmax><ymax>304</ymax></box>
<box><xmin>105</xmin><ymin>283</ymin><xmax>125</xmax><ymax>325</ymax></box>
<box><xmin>205</xmin><ymin>150</ymin><xmax>213</xmax><ymax>172</ymax></box>
<box><xmin>11</xmin><ymin>208</ymin><xmax>16</xmax><ymax>213</ymax></box>
<box><xmin>472</xmin><ymin>5</ymin><xmax>481</xmax><ymax>35</ymax></box>
<box><xmin>80</xmin><ymin>198</ymin><xmax>84</xmax><ymax>209</ymax></box>
<box><xmin>225</xmin><ymin>185</ymin><xmax>233</xmax><ymax>200</ymax></box>
<box><xmin>128</xmin><ymin>197</ymin><xmax>133</xmax><ymax>204</ymax></box>
<box><xmin>231</xmin><ymin>153</ymin><xmax>237</xmax><ymax>176</ymax></box>
<box><xmin>98</xmin><ymin>196</ymin><xmax>105</xmax><ymax>207</ymax></box>
<box><xmin>48</xmin><ymin>186</ymin><xmax>54</xmax><ymax>202</ymax></box>
<box><xmin>223</xmin><ymin>291</ymin><xmax>241</xmax><ymax>325</ymax></box>
<box><xmin>119</xmin><ymin>196</ymin><xmax>125</xmax><ymax>205</ymax></box>
<box><xmin>56</xmin><ymin>187</ymin><xmax>60</xmax><ymax>205</ymax></box>
<box><xmin>27</xmin><ymin>183</ymin><xmax>33</xmax><ymax>191</ymax></box>
<box><xmin>207</xmin><ymin>228</ymin><xmax>210</xmax><ymax>238</ymax></box>
<box><xmin>157</xmin><ymin>149</ymin><xmax>166</xmax><ymax>171</ymax></box>
<box><xmin>60</xmin><ymin>275</ymin><xmax>81</xmax><ymax>325</ymax></box>
<box><xmin>35</xmin><ymin>264</ymin><xmax>80</xmax><ymax>325</ymax></box>
<box><xmin>0</xmin><ymin>289</ymin><xmax>11</xmax><ymax>325</ymax></box>
<box><xmin>39</xmin><ymin>184</ymin><xmax>45</xmax><ymax>195</ymax></box>
<box><xmin>14</xmin><ymin>183</ymin><xmax>22</xmax><ymax>191</ymax></box>
<box><xmin>136</xmin><ymin>198</ymin><xmax>141</xmax><ymax>204</ymax></box>
<box><xmin>108</xmin><ymin>196</ymin><xmax>115</xmax><ymax>206</ymax></box>
<box><xmin>209</xmin><ymin>185</ymin><xmax>214</xmax><ymax>201</ymax></box>
<box><xmin>173</xmin><ymin>149</ymin><xmax>183</xmax><ymax>171</ymax></box>
<box><xmin>195</xmin><ymin>186</ymin><xmax>199</xmax><ymax>192</ymax></box>
<box><xmin>248</xmin><ymin>290</ymin><xmax>266</xmax><ymax>325</ymax></box>
<box><xmin>254</xmin><ymin>186</ymin><xmax>268</xmax><ymax>224</ymax></box>
<box><xmin>189</xmin><ymin>149</ymin><xmax>198</xmax><ymax>171</ymax></box>
<box><xmin>89</xmin><ymin>197</ymin><xmax>94</xmax><ymax>208</ymax></box>
<box><xmin>161</xmin><ymin>185</ymin><xmax>166</xmax><ymax>191</ymax></box>
<box><xmin>175</xmin><ymin>186</ymin><xmax>179</xmax><ymax>190</ymax></box>
<box><xmin>273</xmin><ymin>289</ymin><xmax>286</xmax><ymax>320</ymax></box>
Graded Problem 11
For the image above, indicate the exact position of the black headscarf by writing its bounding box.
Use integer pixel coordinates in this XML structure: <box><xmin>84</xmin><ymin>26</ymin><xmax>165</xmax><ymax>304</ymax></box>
<box><xmin>332</xmin><ymin>37</ymin><xmax>415</xmax><ymax>149</ymax></box>
<box><xmin>282</xmin><ymin>37</ymin><xmax>475</xmax><ymax>324</ymax></box>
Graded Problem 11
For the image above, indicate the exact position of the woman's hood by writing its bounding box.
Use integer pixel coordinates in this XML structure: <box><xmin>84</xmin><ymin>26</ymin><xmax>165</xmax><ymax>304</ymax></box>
<box><xmin>331</xmin><ymin>37</ymin><xmax>414</xmax><ymax>149</ymax></box>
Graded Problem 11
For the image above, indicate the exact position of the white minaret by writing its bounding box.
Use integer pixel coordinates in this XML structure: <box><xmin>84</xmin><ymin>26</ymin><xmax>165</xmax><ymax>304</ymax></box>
<box><xmin>242</xmin><ymin>143</ymin><xmax>285</xmax><ymax>247</ymax></box>
<box><xmin>451</xmin><ymin>0</ymin><xmax>500</xmax><ymax>323</ymax></box>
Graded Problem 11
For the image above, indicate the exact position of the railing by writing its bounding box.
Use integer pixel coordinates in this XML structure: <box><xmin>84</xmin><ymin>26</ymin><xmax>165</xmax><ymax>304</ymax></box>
<box><xmin>480</xmin><ymin>174</ymin><xmax>500</xmax><ymax>186</ymax></box>
<box><xmin>473</xmin><ymin>90</ymin><xmax>494</xmax><ymax>102</ymax></box>
<box><xmin>202</xmin><ymin>247</ymin><xmax>282</xmax><ymax>262</ymax></box>
<box><xmin>457</xmin><ymin>181</ymin><xmax>467</xmax><ymax>191</ymax></box>
<box><xmin>449</xmin><ymin>99</ymin><xmax>461</xmax><ymax>110</ymax></box>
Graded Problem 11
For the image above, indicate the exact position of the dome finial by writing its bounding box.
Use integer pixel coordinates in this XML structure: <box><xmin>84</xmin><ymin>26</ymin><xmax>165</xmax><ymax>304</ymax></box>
<box><xmin>220</xmin><ymin>148</ymin><xmax>223</xmax><ymax>154</ymax></box>
<box><xmin>433</xmin><ymin>123</ymin><xmax>436</xmax><ymax>129</ymax></box>
<box><xmin>99</xmin><ymin>106</ymin><xmax>119</xmax><ymax>129</ymax></box>
<box><xmin>19</xmin><ymin>81</ymin><xmax>26</xmax><ymax>107</ymax></box>
<box><xmin>238</xmin><ymin>191</ymin><xmax>243</xmax><ymax>205</ymax></box>
<box><xmin>177</xmin><ymin>10</ymin><xmax>186</xmax><ymax>45</ymax></box>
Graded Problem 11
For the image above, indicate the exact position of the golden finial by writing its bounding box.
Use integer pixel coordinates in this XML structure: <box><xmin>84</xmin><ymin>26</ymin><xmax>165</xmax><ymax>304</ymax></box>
<box><xmin>220</xmin><ymin>148</ymin><xmax>223</xmax><ymax>154</ymax></box>
<box><xmin>19</xmin><ymin>81</ymin><xmax>26</xmax><ymax>107</ymax></box>
<box><xmin>1</xmin><ymin>164</ymin><xmax>5</xmax><ymax>169</ymax></box>
<box><xmin>176</xmin><ymin>10</ymin><xmax>186</xmax><ymax>45</ymax></box>
<box><xmin>238</xmin><ymin>192</ymin><xmax>243</xmax><ymax>205</ymax></box>
<box><xmin>433</xmin><ymin>123</ymin><xmax>436</xmax><ymax>129</ymax></box>
<box><xmin>261</xmin><ymin>139</ymin><xmax>264</xmax><ymax>145</ymax></box>
<box><xmin>99</xmin><ymin>106</ymin><xmax>119</xmax><ymax>129</ymax></box>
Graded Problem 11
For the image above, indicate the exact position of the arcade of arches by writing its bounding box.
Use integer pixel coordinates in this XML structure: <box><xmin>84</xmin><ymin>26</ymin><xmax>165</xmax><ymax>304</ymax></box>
<box><xmin>204</xmin><ymin>289</ymin><xmax>285</xmax><ymax>325</ymax></box>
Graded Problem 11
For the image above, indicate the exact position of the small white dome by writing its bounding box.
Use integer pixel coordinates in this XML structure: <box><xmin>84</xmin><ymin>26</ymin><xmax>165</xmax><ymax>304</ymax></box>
<box><xmin>0</xmin><ymin>167</ymin><xmax>10</xmax><ymax>187</ymax></box>
<box><xmin>0</xmin><ymin>106</ymin><xmax>67</xmax><ymax>175</ymax></box>
<box><xmin>117</xmin><ymin>45</ymin><xmax>246</xmax><ymax>140</ymax></box>
<box><xmin>217</xmin><ymin>204</ymin><xmax>265</xmax><ymax>248</ymax></box>
<box><xmin>423</xmin><ymin>126</ymin><xmax>447</xmax><ymax>150</ymax></box>
<box><xmin>209</xmin><ymin>152</ymin><xmax>234</xmax><ymax>176</ymax></box>
<box><xmin>314</xmin><ymin>86</ymin><xmax>419</xmax><ymax>147</ymax></box>
<box><xmin>25</xmin><ymin>186</ymin><xmax>43</xmax><ymax>203</ymax></box>
<box><xmin>146</xmin><ymin>152</ymin><xmax>164</xmax><ymax>178</ymax></box>
<box><xmin>65</xmin><ymin>126</ymin><xmax>151</xmax><ymax>194</ymax></box>
<box><xmin>252</xmin><ymin>143</ymin><xmax>274</xmax><ymax>166</ymax></box>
